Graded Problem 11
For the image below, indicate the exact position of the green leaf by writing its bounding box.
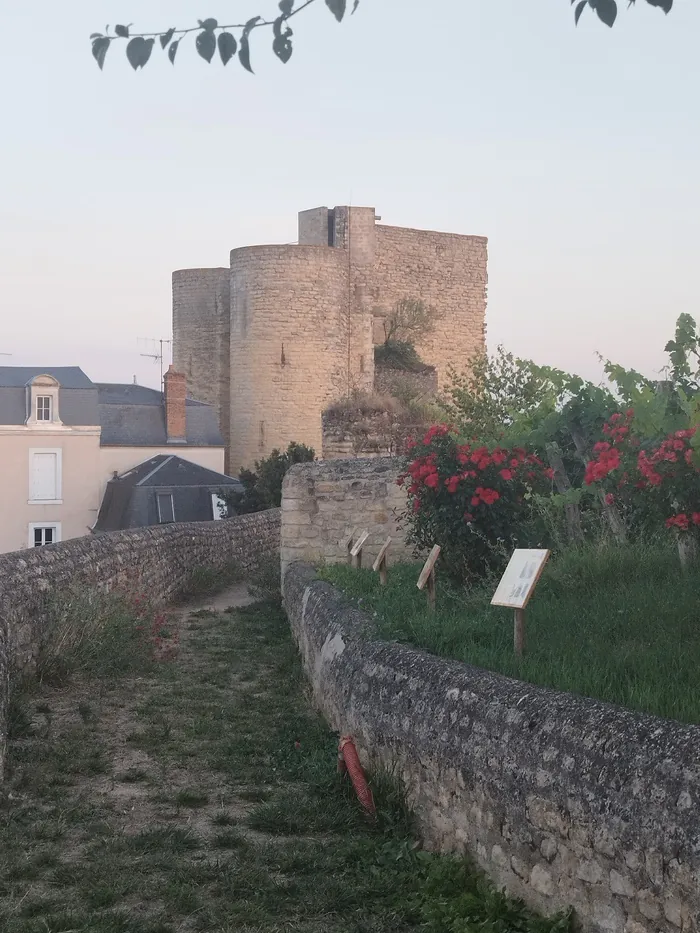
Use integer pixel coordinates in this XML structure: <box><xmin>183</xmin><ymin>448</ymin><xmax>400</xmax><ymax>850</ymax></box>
<box><xmin>89</xmin><ymin>33</ymin><xmax>103</xmax><ymax>39</ymax></box>
<box><xmin>352</xmin><ymin>0</ymin><xmax>360</xmax><ymax>11</ymax></box>
<box><xmin>646</xmin><ymin>0</ymin><xmax>672</xmax><ymax>11</ymax></box>
<box><xmin>160</xmin><ymin>28</ymin><xmax>176</xmax><ymax>49</ymax></box>
<box><xmin>273</xmin><ymin>17</ymin><xmax>293</xmax><ymax>63</ymax></box>
<box><xmin>574</xmin><ymin>0</ymin><xmax>587</xmax><ymax>24</ymax></box>
<box><xmin>325</xmin><ymin>0</ymin><xmax>347</xmax><ymax>22</ymax></box>
<box><xmin>126</xmin><ymin>37</ymin><xmax>154</xmax><ymax>70</ymax></box>
<box><xmin>279</xmin><ymin>0</ymin><xmax>295</xmax><ymax>13</ymax></box>
<box><xmin>198</xmin><ymin>18</ymin><xmax>218</xmax><ymax>31</ymax></box>
<box><xmin>168</xmin><ymin>39</ymin><xmax>179</xmax><ymax>64</ymax></box>
<box><xmin>115</xmin><ymin>24</ymin><xmax>130</xmax><ymax>38</ymax></box>
<box><xmin>196</xmin><ymin>29</ymin><xmax>216</xmax><ymax>63</ymax></box>
<box><xmin>91</xmin><ymin>36</ymin><xmax>111</xmax><ymax>70</ymax></box>
<box><xmin>218</xmin><ymin>32</ymin><xmax>237</xmax><ymax>66</ymax></box>
<box><xmin>594</xmin><ymin>0</ymin><xmax>618</xmax><ymax>26</ymax></box>
<box><xmin>238</xmin><ymin>17</ymin><xmax>260</xmax><ymax>73</ymax></box>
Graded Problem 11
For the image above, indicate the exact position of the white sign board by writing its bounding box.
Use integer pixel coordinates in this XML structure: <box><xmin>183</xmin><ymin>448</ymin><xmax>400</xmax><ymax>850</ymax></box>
<box><xmin>491</xmin><ymin>549</ymin><xmax>550</xmax><ymax>610</ymax></box>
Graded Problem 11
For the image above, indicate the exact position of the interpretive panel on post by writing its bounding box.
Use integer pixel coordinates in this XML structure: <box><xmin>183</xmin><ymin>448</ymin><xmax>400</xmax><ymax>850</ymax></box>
<box><xmin>491</xmin><ymin>549</ymin><xmax>550</xmax><ymax>609</ymax></box>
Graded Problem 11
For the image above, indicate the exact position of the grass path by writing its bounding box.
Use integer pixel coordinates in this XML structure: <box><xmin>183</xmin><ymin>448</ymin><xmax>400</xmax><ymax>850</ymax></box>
<box><xmin>0</xmin><ymin>587</ymin><xmax>570</xmax><ymax>933</ymax></box>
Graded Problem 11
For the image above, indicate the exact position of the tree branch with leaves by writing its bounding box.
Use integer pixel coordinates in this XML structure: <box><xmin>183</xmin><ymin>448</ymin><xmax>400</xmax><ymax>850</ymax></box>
<box><xmin>90</xmin><ymin>0</ymin><xmax>673</xmax><ymax>74</ymax></box>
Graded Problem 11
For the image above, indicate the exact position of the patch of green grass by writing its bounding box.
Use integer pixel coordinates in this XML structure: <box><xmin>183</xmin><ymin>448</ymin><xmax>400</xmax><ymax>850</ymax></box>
<box><xmin>0</xmin><ymin>596</ymin><xmax>571</xmax><ymax>933</ymax></box>
<box><xmin>175</xmin><ymin>788</ymin><xmax>209</xmax><ymax>808</ymax></box>
<box><xmin>319</xmin><ymin>541</ymin><xmax>700</xmax><ymax>723</ymax></box>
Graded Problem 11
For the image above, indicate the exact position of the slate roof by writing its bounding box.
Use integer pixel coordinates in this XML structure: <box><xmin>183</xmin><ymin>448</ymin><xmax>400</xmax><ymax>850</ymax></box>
<box><xmin>0</xmin><ymin>366</ymin><xmax>95</xmax><ymax>389</ymax></box>
<box><xmin>94</xmin><ymin>455</ymin><xmax>243</xmax><ymax>532</ymax></box>
<box><xmin>97</xmin><ymin>384</ymin><xmax>223</xmax><ymax>447</ymax></box>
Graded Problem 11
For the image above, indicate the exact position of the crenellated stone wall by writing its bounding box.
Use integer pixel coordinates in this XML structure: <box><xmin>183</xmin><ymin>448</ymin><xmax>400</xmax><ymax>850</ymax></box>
<box><xmin>283</xmin><ymin>562</ymin><xmax>700</xmax><ymax>933</ymax></box>
<box><xmin>0</xmin><ymin>510</ymin><xmax>280</xmax><ymax>781</ymax></box>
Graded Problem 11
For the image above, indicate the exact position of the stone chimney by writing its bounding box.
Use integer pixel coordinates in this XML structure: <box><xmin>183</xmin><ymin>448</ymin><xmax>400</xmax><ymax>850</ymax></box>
<box><xmin>163</xmin><ymin>365</ymin><xmax>187</xmax><ymax>443</ymax></box>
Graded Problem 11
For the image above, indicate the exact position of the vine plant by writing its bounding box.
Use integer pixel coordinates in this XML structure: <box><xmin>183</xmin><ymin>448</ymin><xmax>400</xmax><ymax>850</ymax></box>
<box><xmin>90</xmin><ymin>0</ymin><xmax>673</xmax><ymax>73</ymax></box>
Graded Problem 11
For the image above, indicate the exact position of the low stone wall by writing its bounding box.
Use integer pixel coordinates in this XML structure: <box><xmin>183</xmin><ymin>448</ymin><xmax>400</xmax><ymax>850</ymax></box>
<box><xmin>0</xmin><ymin>510</ymin><xmax>280</xmax><ymax>780</ymax></box>
<box><xmin>281</xmin><ymin>458</ymin><xmax>413</xmax><ymax>574</ymax></box>
<box><xmin>284</xmin><ymin>562</ymin><xmax>700</xmax><ymax>933</ymax></box>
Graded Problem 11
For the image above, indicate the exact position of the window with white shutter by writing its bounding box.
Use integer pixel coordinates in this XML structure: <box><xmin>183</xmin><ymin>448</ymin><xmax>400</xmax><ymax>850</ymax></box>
<box><xmin>28</xmin><ymin>448</ymin><xmax>62</xmax><ymax>503</ymax></box>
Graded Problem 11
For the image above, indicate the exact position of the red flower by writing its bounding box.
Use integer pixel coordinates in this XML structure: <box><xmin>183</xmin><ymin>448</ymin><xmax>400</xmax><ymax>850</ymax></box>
<box><xmin>463</xmin><ymin>512</ymin><xmax>474</xmax><ymax>522</ymax></box>
<box><xmin>491</xmin><ymin>449</ymin><xmax>507</xmax><ymax>465</ymax></box>
<box><xmin>424</xmin><ymin>473</ymin><xmax>440</xmax><ymax>488</ymax></box>
<box><xmin>693</xmin><ymin>513</ymin><xmax>700</xmax><ymax>526</ymax></box>
<box><xmin>666</xmin><ymin>513</ymin><xmax>690</xmax><ymax>531</ymax></box>
<box><xmin>544</xmin><ymin>467</ymin><xmax>554</xmax><ymax>480</ymax></box>
<box><xmin>471</xmin><ymin>495</ymin><xmax>481</xmax><ymax>506</ymax></box>
<box><xmin>605</xmin><ymin>493</ymin><xmax>614</xmax><ymax>506</ymax></box>
<box><xmin>412</xmin><ymin>498</ymin><xmax>421</xmax><ymax>513</ymax></box>
<box><xmin>499</xmin><ymin>469</ymin><xmax>513</xmax><ymax>481</ymax></box>
<box><xmin>445</xmin><ymin>475</ymin><xmax>460</xmax><ymax>494</ymax></box>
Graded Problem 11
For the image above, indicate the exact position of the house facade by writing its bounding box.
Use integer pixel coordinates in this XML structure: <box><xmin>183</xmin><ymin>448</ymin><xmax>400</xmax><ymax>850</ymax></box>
<box><xmin>0</xmin><ymin>365</ymin><xmax>226</xmax><ymax>554</ymax></box>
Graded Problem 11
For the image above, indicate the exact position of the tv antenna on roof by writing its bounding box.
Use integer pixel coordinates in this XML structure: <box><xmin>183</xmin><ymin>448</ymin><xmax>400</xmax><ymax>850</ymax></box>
<box><xmin>137</xmin><ymin>338</ymin><xmax>172</xmax><ymax>390</ymax></box>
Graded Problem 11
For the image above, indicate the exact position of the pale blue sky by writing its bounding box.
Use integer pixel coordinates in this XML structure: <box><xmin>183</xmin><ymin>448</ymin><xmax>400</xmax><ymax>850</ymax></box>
<box><xmin>1</xmin><ymin>1</ymin><xmax>697</xmax><ymax>390</ymax></box>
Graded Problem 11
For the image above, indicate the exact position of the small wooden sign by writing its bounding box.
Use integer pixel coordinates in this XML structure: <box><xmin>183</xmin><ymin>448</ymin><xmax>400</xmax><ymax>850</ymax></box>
<box><xmin>417</xmin><ymin>545</ymin><xmax>441</xmax><ymax>611</ymax></box>
<box><xmin>350</xmin><ymin>530</ymin><xmax>370</xmax><ymax>569</ymax></box>
<box><xmin>342</xmin><ymin>529</ymin><xmax>356</xmax><ymax>566</ymax></box>
<box><xmin>372</xmin><ymin>537</ymin><xmax>392</xmax><ymax>585</ymax></box>
<box><xmin>491</xmin><ymin>548</ymin><xmax>550</xmax><ymax>656</ymax></box>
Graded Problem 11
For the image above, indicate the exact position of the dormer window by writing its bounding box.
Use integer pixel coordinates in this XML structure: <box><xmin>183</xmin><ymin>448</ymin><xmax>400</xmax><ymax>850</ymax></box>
<box><xmin>25</xmin><ymin>374</ymin><xmax>61</xmax><ymax>426</ymax></box>
<box><xmin>36</xmin><ymin>396</ymin><xmax>52</xmax><ymax>421</ymax></box>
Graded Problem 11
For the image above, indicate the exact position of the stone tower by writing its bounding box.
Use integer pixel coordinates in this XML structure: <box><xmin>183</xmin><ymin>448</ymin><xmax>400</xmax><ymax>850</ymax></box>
<box><xmin>173</xmin><ymin>206</ymin><xmax>487</xmax><ymax>474</ymax></box>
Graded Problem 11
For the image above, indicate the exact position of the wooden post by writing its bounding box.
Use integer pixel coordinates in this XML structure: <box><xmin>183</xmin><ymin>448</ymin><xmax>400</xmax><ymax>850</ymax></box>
<box><xmin>372</xmin><ymin>537</ymin><xmax>392</xmax><ymax>585</ymax></box>
<box><xmin>417</xmin><ymin>545</ymin><xmax>441</xmax><ymax>612</ymax></box>
<box><xmin>351</xmin><ymin>530</ymin><xmax>370</xmax><ymax>570</ymax></box>
<box><xmin>342</xmin><ymin>530</ymin><xmax>356</xmax><ymax>566</ymax></box>
<box><xmin>514</xmin><ymin>608</ymin><xmax>525</xmax><ymax>657</ymax></box>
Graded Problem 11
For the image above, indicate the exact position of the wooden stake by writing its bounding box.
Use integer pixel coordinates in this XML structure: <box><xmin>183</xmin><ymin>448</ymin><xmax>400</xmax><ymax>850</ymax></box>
<box><xmin>342</xmin><ymin>530</ymin><xmax>356</xmax><ymax>566</ymax></box>
<box><xmin>351</xmin><ymin>530</ymin><xmax>370</xmax><ymax>570</ymax></box>
<box><xmin>514</xmin><ymin>608</ymin><xmax>525</xmax><ymax>657</ymax></box>
<box><xmin>417</xmin><ymin>545</ymin><xmax>441</xmax><ymax>611</ymax></box>
<box><xmin>372</xmin><ymin>537</ymin><xmax>392</xmax><ymax>585</ymax></box>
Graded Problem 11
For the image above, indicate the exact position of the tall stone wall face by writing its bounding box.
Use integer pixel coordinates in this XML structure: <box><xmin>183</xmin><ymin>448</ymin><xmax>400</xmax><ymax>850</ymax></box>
<box><xmin>0</xmin><ymin>510</ymin><xmax>281</xmax><ymax>781</ymax></box>
<box><xmin>371</xmin><ymin>224</ymin><xmax>487</xmax><ymax>388</ymax></box>
<box><xmin>284</xmin><ymin>562</ymin><xmax>700</xmax><ymax>933</ymax></box>
<box><xmin>229</xmin><ymin>245</ymin><xmax>351</xmax><ymax>472</ymax></box>
<box><xmin>280</xmin><ymin>458</ymin><xmax>413</xmax><ymax>575</ymax></box>
<box><xmin>172</xmin><ymin>268</ymin><xmax>232</xmax><ymax>469</ymax></box>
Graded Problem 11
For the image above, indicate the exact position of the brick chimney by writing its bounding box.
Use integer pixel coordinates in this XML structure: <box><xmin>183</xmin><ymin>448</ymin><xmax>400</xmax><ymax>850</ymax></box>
<box><xmin>163</xmin><ymin>365</ymin><xmax>187</xmax><ymax>443</ymax></box>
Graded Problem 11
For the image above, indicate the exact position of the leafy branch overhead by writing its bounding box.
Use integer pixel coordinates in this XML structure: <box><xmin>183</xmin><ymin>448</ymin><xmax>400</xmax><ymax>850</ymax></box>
<box><xmin>91</xmin><ymin>0</ymin><xmax>673</xmax><ymax>74</ymax></box>
<box><xmin>90</xmin><ymin>0</ymin><xmax>360</xmax><ymax>73</ymax></box>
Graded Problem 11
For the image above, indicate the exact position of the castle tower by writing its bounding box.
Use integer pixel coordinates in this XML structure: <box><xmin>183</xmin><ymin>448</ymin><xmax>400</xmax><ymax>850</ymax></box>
<box><xmin>172</xmin><ymin>207</ymin><xmax>487</xmax><ymax>472</ymax></box>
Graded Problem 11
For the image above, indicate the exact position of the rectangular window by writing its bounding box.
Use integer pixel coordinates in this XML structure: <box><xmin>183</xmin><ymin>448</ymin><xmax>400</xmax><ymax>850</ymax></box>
<box><xmin>36</xmin><ymin>396</ymin><xmax>52</xmax><ymax>421</ymax></box>
<box><xmin>29</xmin><ymin>449</ymin><xmax>62</xmax><ymax>502</ymax></box>
<box><xmin>211</xmin><ymin>493</ymin><xmax>227</xmax><ymax>520</ymax></box>
<box><xmin>28</xmin><ymin>523</ymin><xmax>61</xmax><ymax>547</ymax></box>
<box><xmin>157</xmin><ymin>493</ymin><xmax>175</xmax><ymax>523</ymax></box>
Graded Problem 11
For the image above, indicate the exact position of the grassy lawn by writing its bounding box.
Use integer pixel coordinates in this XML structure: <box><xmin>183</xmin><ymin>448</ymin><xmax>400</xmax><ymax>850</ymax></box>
<box><xmin>0</xmin><ymin>590</ymin><xmax>571</xmax><ymax>933</ymax></box>
<box><xmin>319</xmin><ymin>543</ymin><xmax>700</xmax><ymax>724</ymax></box>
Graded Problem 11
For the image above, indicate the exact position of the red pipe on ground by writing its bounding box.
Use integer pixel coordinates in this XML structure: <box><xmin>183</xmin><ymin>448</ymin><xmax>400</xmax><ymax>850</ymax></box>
<box><xmin>339</xmin><ymin>736</ymin><xmax>376</xmax><ymax>817</ymax></box>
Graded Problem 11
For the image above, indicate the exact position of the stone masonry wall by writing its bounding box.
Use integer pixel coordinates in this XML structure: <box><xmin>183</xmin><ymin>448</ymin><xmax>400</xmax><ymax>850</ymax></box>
<box><xmin>280</xmin><ymin>458</ymin><xmax>413</xmax><ymax>575</ymax></box>
<box><xmin>173</xmin><ymin>206</ymin><xmax>487</xmax><ymax>471</ymax></box>
<box><xmin>284</xmin><ymin>562</ymin><xmax>700</xmax><ymax>933</ymax></box>
<box><xmin>0</xmin><ymin>510</ymin><xmax>280</xmax><ymax>781</ymax></box>
<box><xmin>371</xmin><ymin>224</ymin><xmax>488</xmax><ymax>389</ymax></box>
<box><xmin>172</xmin><ymin>268</ymin><xmax>232</xmax><ymax>470</ymax></box>
<box><xmin>228</xmin><ymin>245</ymin><xmax>352</xmax><ymax>473</ymax></box>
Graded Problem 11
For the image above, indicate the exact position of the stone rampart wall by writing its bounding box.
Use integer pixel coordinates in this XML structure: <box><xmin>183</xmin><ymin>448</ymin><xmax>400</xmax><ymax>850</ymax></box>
<box><xmin>0</xmin><ymin>510</ymin><xmax>280</xmax><ymax>780</ymax></box>
<box><xmin>284</xmin><ymin>562</ymin><xmax>700</xmax><ymax>933</ymax></box>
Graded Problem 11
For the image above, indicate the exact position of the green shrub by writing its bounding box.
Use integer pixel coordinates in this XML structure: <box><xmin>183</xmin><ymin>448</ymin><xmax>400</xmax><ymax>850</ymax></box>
<box><xmin>222</xmin><ymin>441</ymin><xmax>315</xmax><ymax>514</ymax></box>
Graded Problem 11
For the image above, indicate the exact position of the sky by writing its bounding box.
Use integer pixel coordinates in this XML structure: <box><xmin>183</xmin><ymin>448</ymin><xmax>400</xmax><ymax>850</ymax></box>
<box><xmin>1</xmin><ymin>0</ymin><xmax>698</xmax><ymax>391</ymax></box>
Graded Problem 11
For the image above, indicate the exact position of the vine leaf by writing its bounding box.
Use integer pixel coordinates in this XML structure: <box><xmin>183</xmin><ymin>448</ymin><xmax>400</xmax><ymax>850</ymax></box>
<box><xmin>115</xmin><ymin>24</ymin><xmax>130</xmax><ymax>38</ymax></box>
<box><xmin>196</xmin><ymin>29</ymin><xmax>217</xmax><ymax>63</ymax></box>
<box><xmin>574</xmin><ymin>0</ymin><xmax>587</xmax><ymax>25</ymax></box>
<box><xmin>126</xmin><ymin>37</ymin><xmax>154</xmax><ymax>70</ymax></box>
<box><xmin>325</xmin><ymin>0</ymin><xmax>347</xmax><ymax>21</ymax></box>
<box><xmin>218</xmin><ymin>31</ymin><xmax>238</xmax><ymax>66</ymax></box>
<box><xmin>92</xmin><ymin>36</ymin><xmax>111</xmax><ymax>70</ymax></box>
<box><xmin>595</xmin><ymin>0</ymin><xmax>618</xmax><ymax>26</ymax></box>
<box><xmin>168</xmin><ymin>40</ymin><xmax>180</xmax><ymax>64</ymax></box>
<box><xmin>239</xmin><ymin>16</ymin><xmax>261</xmax><ymax>73</ymax></box>
<box><xmin>352</xmin><ymin>0</ymin><xmax>360</xmax><ymax>11</ymax></box>
<box><xmin>198</xmin><ymin>18</ymin><xmax>218</xmax><ymax>31</ymax></box>
<box><xmin>273</xmin><ymin>16</ymin><xmax>293</xmax><ymax>63</ymax></box>
<box><xmin>279</xmin><ymin>0</ymin><xmax>295</xmax><ymax>13</ymax></box>
<box><xmin>646</xmin><ymin>0</ymin><xmax>673</xmax><ymax>10</ymax></box>
<box><xmin>160</xmin><ymin>28</ymin><xmax>176</xmax><ymax>49</ymax></box>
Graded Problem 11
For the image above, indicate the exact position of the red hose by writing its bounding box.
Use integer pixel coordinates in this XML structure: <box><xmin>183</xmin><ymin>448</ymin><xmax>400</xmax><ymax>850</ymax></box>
<box><xmin>339</xmin><ymin>736</ymin><xmax>376</xmax><ymax>817</ymax></box>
